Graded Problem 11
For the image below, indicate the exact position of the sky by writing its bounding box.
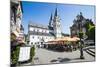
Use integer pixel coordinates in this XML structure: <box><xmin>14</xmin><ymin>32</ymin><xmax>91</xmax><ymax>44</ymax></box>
<box><xmin>22</xmin><ymin>1</ymin><xmax>95</xmax><ymax>34</ymax></box>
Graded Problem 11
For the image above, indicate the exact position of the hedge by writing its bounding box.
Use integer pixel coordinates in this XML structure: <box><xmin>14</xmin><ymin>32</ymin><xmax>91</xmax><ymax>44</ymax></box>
<box><xmin>30</xmin><ymin>46</ymin><xmax>35</xmax><ymax>62</ymax></box>
<box><xmin>11</xmin><ymin>46</ymin><xmax>20</xmax><ymax>65</ymax></box>
<box><xmin>11</xmin><ymin>46</ymin><xmax>35</xmax><ymax>66</ymax></box>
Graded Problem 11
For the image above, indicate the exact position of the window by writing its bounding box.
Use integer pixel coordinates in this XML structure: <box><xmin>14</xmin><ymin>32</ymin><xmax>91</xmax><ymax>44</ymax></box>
<box><xmin>31</xmin><ymin>42</ymin><xmax>33</xmax><ymax>45</ymax></box>
<box><xmin>33</xmin><ymin>36</ymin><xmax>34</xmax><ymax>39</ymax></box>
<box><xmin>37</xmin><ymin>42</ymin><xmax>39</xmax><ymax>44</ymax></box>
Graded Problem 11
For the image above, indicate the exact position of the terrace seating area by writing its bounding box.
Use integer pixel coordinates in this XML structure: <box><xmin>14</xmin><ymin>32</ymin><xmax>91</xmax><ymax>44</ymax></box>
<box><xmin>43</xmin><ymin>37</ymin><xmax>80</xmax><ymax>52</ymax></box>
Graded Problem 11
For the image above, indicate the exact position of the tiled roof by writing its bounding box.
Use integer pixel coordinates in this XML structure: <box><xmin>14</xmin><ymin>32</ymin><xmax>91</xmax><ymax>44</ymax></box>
<box><xmin>29</xmin><ymin>22</ymin><xmax>54</xmax><ymax>30</ymax></box>
<box><xmin>29</xmin><ymin>31</ymin><xmax>55</xmax><ymax>36</ymax></box>
<box><xmin>29</xmin><ymin>22</ymin><xmax>48</xmax><ymax>29</ymax></box>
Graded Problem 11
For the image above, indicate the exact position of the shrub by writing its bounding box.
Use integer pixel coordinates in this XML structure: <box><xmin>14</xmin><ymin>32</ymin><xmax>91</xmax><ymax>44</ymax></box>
<box><xmin>11</xmin><ymin>46</ymin><xmax>20</xmax><ymax>65</ymax></box>
<box><xmin>30</xmin><ymin>46</ymin><xmax>35</xmax><ymax>61</ymax></box>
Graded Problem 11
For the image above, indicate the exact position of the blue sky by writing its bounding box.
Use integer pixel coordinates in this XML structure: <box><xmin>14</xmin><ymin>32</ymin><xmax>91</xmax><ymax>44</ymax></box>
<box><xmin>22</xmin><ymin>1</ymin><xmax>95</xmax><ymax>34</ymax></box>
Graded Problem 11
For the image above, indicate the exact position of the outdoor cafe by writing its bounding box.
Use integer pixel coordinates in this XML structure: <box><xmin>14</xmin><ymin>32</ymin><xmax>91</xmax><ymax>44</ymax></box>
<box><xmin>44</xmin><ymin>37</ymin><xmax>80</xmax><ymax>51</ymax></box>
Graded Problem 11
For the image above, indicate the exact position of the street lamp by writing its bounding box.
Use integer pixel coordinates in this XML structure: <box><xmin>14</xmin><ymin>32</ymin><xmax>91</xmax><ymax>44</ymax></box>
<box><xmin>79</xmin><ymin>32</ymin><xmax>84</xmax><ymax>59</ymax></box>
<box><xmin>77</xmin><ymin>12</ymin><xmax>85</xmax><ymax>59</ymax></box>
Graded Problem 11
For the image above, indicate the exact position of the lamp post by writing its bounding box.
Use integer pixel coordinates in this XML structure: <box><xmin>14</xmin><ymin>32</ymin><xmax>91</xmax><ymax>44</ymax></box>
<box><xmin>77</xmin><ymin>12</ymin><xmax>85</xmax><ymax>59</ymax></box>
<box><xmin>79</xmin><ymin>32</ymin><xmax>84</xmax><ymax>59</ymax></box>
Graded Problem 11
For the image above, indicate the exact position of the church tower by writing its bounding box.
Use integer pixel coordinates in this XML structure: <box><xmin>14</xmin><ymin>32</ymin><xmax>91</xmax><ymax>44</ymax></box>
<box><xmin>53</xmin><ymin>8</ymin><xmax>62</xmax><ymax>38</ymax></box>
<box><xmin>49</xmin><ymin>13</ymin><xmax>53</xmax><ymax>27</ymax></box>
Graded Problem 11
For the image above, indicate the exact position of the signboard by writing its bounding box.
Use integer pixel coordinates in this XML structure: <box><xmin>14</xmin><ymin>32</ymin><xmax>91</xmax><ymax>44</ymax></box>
<box><xmin>18</xmin><ymin>47</ymin><xmax>31</xmax><ymax>62</ymax></box>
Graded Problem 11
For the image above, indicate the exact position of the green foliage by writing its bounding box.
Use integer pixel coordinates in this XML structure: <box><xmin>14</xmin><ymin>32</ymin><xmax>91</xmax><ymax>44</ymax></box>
<box><xmin>30</xmin><ymin>46</ymin><xmax>35</xmax><ymax>61</ymax></box>
<box><xmin>86</xmin><ymin>23</ymin><xmax>95</xmax><ymax>40</ymax></box>
<box><xmin>85</xmin><ymin>22</ymin><xmax>90</xmax><ymax>30</ymax></box>
<box><xmin>11</xmin><ymin>46</ymin><xmax>20</xmax><ymax>65</ymax></box>
<box><xmin>84</xmin><ymin>20</ymin><xmax>95</xmax><ymax>40</ymax></box>
<box><xmin>78</xmin><ymin>32</ymin><xmax>84</xmax><ymax>38</ymax></box>
<box><xmin>88</xmin><ymin>26</ymin><xmax>95</xmax><ymax>40</ymax></box>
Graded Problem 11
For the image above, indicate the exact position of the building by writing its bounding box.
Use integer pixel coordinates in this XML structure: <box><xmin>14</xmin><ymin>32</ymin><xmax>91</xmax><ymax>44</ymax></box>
<box><xmin>28</xmin><ymin>8</ymin><xmax>62</xmax><ymax>46</ymax></box>
<box><xmin>10</xmin><ymin>0</ymin><xmax>24</xmax><ymax>45</ymax></box>
<box><xmin>17</xmin><ymin>25</ymin><xmax>25</xmax><ymax>43</ymax></box>
<box><xmin>70</xmin><ymin>12</ymin><xmax>94</xmax><ymax>38</ymax></box>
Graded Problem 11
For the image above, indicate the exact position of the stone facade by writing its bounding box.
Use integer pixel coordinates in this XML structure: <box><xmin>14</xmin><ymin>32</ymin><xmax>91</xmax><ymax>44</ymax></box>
<box><xmin>70</xmin><ymin>12</ymin><xmax>93</xmax><ymax>37</ymax></box>
<box><xmin>10</xmin><ymin>0</ymin><xmax>24</xmax><ymax>45</ymax></box>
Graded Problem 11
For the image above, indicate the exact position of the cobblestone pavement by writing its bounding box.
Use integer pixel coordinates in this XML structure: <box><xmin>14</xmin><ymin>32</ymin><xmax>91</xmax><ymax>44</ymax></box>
<box><xmin>18</xmin><ymin>47</ymin><xmax>95</xmax><ymax>66</ymax></box>
<box><xmin>33</xmin><ymin>48</ymin><xmax>95</xmax><ymax>64</ymax></box>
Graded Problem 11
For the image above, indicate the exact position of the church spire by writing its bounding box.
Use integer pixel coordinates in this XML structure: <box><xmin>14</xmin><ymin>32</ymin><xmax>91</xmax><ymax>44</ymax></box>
<box><xmin>49</xmin><ymin>13</ymin><xmax>53</xmax><ymax>27</ymax></box>
<box><xmin>50</xmin><ymin>13</ymin><xmax>52</xmax><ymax>21</ymax></box>
<box><xmin>54</xmin><ymin>8</ymin><xmax>58</xmax><ymax>16</ymax></box>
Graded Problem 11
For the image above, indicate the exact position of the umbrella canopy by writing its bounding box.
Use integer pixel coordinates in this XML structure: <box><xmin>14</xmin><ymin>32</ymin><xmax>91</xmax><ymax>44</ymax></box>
<box><xmin>44</xmin><ymin>36</ymin><xmax>80</xmax><ymax>46</ymax></box>
<box><xmin>47</xmin><ymin>37</ymin><xmax>80</xmax><ymax>43</ymax></box>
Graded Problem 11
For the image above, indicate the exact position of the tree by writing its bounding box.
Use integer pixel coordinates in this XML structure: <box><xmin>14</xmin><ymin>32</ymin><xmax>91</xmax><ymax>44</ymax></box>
<box><xmin>84</xmin><ymin>19</ymin><xmax>95</xmax><ymax>41</ymax></box>
<box><xmin>88</xmin><ymin>26</ymin><xmax>95</xmax><ymax>41</ymax></box>
<box><xmin>79</xmin><ymin>31</ymin><xmax>84</xmax><ymax>39</ymax></box>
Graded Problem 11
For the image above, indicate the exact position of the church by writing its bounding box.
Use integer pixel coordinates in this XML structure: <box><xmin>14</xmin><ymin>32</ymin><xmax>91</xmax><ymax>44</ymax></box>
<box><xmin>28</xmin><ymin>8</ymin><xmax>62</xmax><ymax>46</ymax></box>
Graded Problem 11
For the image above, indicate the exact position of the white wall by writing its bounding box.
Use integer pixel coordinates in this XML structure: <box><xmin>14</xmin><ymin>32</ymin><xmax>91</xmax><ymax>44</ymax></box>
<box><xmin>29</xmin><ymin>34</ymin><xmax>54</xmax><ymax>46</ymax></box>
<box><xmin>29</xmin><ymin>26</ymin><xmax>55</xmax><ymax>46</ymax></box>
<box><xmin>29</xmin><ymin>27</ymin><xmax>50</xmax><ymax>33</ymax></box>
